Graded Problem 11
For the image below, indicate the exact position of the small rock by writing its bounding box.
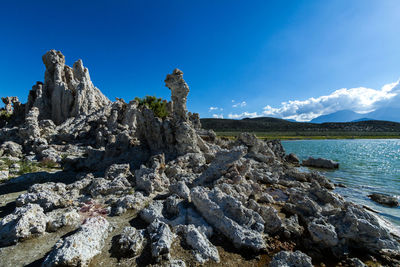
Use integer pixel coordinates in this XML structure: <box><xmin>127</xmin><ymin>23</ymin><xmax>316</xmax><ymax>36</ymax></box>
<box><xmin>302</xmin><ymin>157</ymin><xmax>339</xmax><ymax>169</ymax></box>
<box><xmin>169</xmin><ymin>181</ymin><xmax>191</xmax><ymax>200</ymax></box>
<box><xmin>368</xmin><ymin>193</ymin><xmax>399</xmax><ymax>207</ymax></box>
<box><xmin>285</xmin><ymin>153</ymin><xmax>300</xmax><ymax>165</ymax></box>
<box><xmin>269</xmin><ymin>250</ymin><xmax>313</xmax><ymax>267</ymax></box>
<box><xmin>117</xmin><ymin>226</ymin><xmax>146</xmax><ymax>257</ymax></box>
<box><xmin>0</xmin><ymin>170</ymin><xmax>9</xmax><ymax>182</ymax></box>
<box><xmin>105</xmin><ymin>163</ymin><xmax>131</xmax><ymax>180</ymax></box>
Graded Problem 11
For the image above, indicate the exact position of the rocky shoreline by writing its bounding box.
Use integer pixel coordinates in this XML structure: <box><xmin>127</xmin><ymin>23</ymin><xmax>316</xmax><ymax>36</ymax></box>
<box><xmin>0</xmin><ymin>50</ymin><xmax>399</xmax><ymax>267</ymax></box>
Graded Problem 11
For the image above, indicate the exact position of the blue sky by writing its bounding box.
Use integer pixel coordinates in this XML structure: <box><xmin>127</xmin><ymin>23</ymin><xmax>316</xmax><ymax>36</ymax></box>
<box><xmin>1</xmin><ymin>0</ymin><xmax>400</xmax><ymax>121</ymax></box>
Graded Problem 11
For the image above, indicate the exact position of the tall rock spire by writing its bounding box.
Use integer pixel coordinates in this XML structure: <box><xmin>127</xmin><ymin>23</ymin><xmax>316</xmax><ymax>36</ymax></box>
<box><xmin>26</xmin><ymin>50</ymin><xmax>110</xmax><ymax>124</ymax></box>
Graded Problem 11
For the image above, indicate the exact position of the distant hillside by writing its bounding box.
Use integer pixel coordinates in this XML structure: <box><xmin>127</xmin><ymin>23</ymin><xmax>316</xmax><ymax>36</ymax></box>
<box><xmin>310</xmin><ymin>107</ymin><xmax>400</xmax><ymax>123</ymax></box>
<box><xmin>201</xmin><ymin>117</ymin><xmax>400</xmax><ymax>133</ymax></box>
<box><xmin>310</xmin><ymin>110</ymin><xmax>361</xmax><ymax>123</ymax></box>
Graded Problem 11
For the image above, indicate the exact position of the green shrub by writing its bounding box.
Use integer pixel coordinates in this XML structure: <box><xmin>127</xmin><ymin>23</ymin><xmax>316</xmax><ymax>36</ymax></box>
<box><xmin>18</xmin><ymin>160</ymin><xmax>39</xmax><ymax>175</ymax></box>
<box><xmin>135</xmin><ymin>96</ymin><xmax>169</xmax><ymax>119</ymax></box>
<box><xmin>38</xmin><ymin>158</ymin><xmax>59</xmax><ymax>169</ymax></box>
<box><xmin>0</xmin><ymin>110</ymin><xmax>12</xmax><ymax>122</ymax></box>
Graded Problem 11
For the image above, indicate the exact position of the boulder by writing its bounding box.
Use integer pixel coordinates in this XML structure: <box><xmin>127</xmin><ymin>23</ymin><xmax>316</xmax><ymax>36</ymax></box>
<box><xmin>368</xmin><ymin>193</ymin><xmax>399</xmax><ymax>207</ymax></box>
<box><xmin>0</xmin><ymin>203</ymin><xmax>47</xmax><ymax>246</ymax></box>
<box><xmin>117</xmin><ymin>226</ymin><xmax>147</xmax><ymax>257</ymax></box>
<box><xmin>16</xmin><ymin>182</ymin><xmax>78</xmax><ymax>212</ymax></box>
<box><xmin>43</xmin><ymin>216</ymin><xmax>110</xmax><ymax>266</ymax></box>
<box><xmin>181</xmin><ymin>224</ymin><xmax>220</xmax><ymax>263</ymax></box>
<box><xmin>285</xmin><ymin>153</ymin><xmax>300</xmax><ymax>165</ymax></box>
<box><xmin>0</xmin><ymin>141</ymin><xmax>23</xmax><ymax>158</ymax></box>
<box><xmin>307</xmin><ymin>218</ymin><xmax>339</xmax><ymax>247</ymax></box>
<box><xmin>190</xmin><ymin>186</ymin><xmax>265</xmax><ymax>251</ymax></box>
<box><xmin>302</xmin><ymin>157</ymin><xmax>339</xmax><ymax>169</ymax></box>
<box><xmin>147</xmin><ymin>219</ymin><xmax>175</xmax><ymax>261</ymax></box>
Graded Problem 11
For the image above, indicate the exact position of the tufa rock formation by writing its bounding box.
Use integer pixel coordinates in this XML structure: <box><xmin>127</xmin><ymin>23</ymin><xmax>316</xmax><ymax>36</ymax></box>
<box><xmin>25</xmin><ymin>50</ymin><xmax>110</xmax><ymax>124</ymax></box>
<box><xmin>0</xmin><ymin>50</ymin><xmax>399</xmax><ymax>267</ymax></box>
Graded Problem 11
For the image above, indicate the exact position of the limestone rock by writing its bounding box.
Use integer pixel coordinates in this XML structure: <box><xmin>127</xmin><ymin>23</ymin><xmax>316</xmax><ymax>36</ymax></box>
<box><xmin>307</xmin><ymin>218</ymin><xmax>339</xmax><ymax>247</ymax></box>
<box><xmin>164</xmin><ymin>69</ymin><xmax>202</xmax><ymax>155</ymax></box>
<box><xmin>169</xmin><ymin>181</ymin><xmax>191</xmax><ymax>200</ymax></box>
<box><xmin>0</xmin><ymin>141</ymin><xmax>23</xmax><ymax>158</ymax></box>
<box><xmin>181</xmin><ymin>224</ymin><xmax>220</xmax><ymax>263</ymax></box>
<box><xmin>26</xmin><ymin>50</ymin><xmax>110</xmax><ymax>125</ymax></box>
<box><xmin>117</xmin><ymin>226</ymin><xmax>147</xmax><ymax>257</ymax></box>
<box><xmin>194</xmin><ymin>146</ymin><xmax>246</xmax><ymax>185</ymax></box>
<box><xmin>148</xmin><ymin>219</ymin><xmax>175</xmax><ymax>261</ymax></box>
<box><xmin>43</xmin><ymin>216</ymin><xmax>110</xmax><ymax>267</ymax></box>
<box><xmin>111</xmin><ymin>192</ymin><xmax>148</xmax><ymax>216</ymax></box>
<box><xmin>190</xmin><ymin>186</ymin><xmax>265</xmax><ymax>251</ymax></box>
<box><xmin>0</xmin><ymin>203</ymin><xmax>47</xmax><ymax>246</ymax></box>
<box><xmin>16</xmin><ymin>182</ymin><xmax>78</xmax><ymax>212</ymax></box>
<box><xmin>269</xmin><ymin>250</ymin><xmax>313</xmax><ymax>267</ymax></box>
<box><xmin>46</xmin><ymin>209</ymin><xmax>81</xmax><ymax>232</ymax></box>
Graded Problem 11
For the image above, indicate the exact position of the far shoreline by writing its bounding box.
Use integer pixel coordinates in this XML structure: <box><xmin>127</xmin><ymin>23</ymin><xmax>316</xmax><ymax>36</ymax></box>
<box><xmin>215</xmin><ymin>132</ymin><xmax>400</xmax><ymax>141</ymax></box>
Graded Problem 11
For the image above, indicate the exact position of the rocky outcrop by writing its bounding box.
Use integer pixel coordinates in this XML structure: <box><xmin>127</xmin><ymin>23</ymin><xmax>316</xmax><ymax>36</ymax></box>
<box><xmin>26</xmin><ymin>50</ymin><xmax>110</xmax><ymax>125</ymax></box>
<box><xmin>165</xmin><ymin>69</ymin><xmax>203</xmax><ymax>155</ymax></box>
<box><xmin>302</xmin><ymin>157</ymin><xmax>339</xmax><ymax>169</ymax></box>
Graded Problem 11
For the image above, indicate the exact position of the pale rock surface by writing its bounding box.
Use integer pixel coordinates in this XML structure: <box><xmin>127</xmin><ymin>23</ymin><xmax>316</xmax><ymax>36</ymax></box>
<box><xmin>0</xmin><ymin>141</ymin><xmax>23</xmax><ymax>157</ymax></box>
<box><xmin>16</xmin><ymin>182</ymin><xmax>78</xmax><ymax>211</ymax></box>
<box><xmin>43</xmin><ymin>216</ymin><xmax>110</xmax><ymax>267</ymax></box>
<box><xmin>181</xmin><ymin>224</ymin><xmax>220</xmax><ymax>263</ymax></box>
<box><xmin>46</xmin><ymin>208</ymin><xmax>81</xmax><ymax>232</ymax></box>
<box><xmin>190</xmin><ymin>186</ymin><xmax>266</xmax><ymax>251</ymax></box>
<box><xmin>0</xmin><ymin>170</ymin><xmax>9</xmax><ymax>182</ymax></box>
<box><xmin>26</xmin><ymin>50</ymin><xmax>110</xmax><ymax>125</ymax></box>
<box><xmin>0</xmin><ymin>203</ymin><xmax>47</xmax><ymax>246</ymax></box>
<box><xmin>117</xmin><ymin>226</ymin><xmax>147</xmax><ymax>257</ymax></box>
<box><xmin>307</xmin><ymin>218</ymin><xmax>339</xmax><ymax>247</ymax></box>
<box><xmin>148</xmin><ymin>219</ymin><xmax>175</xmax><ymax>261</ymax></box>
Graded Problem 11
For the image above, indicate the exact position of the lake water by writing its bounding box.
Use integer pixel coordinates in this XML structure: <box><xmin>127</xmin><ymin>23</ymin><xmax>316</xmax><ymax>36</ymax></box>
<box><xmin>282</xmin><ymin>139</ymin><xmax>400</xmax><ymax>226</ymax></box>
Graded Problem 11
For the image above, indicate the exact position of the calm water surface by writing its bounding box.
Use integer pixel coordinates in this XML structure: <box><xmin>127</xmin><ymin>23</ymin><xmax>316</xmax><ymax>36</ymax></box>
<box><xmin>282</xmin><ymin>139</ymin><xmax>400</xmax><ymax>225</ymax></box>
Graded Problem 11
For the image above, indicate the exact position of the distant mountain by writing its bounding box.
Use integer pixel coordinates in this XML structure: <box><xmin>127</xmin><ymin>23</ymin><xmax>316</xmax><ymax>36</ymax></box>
<box><xmin>351</xmin><ymin>118</ymin><xmax>375</xmax><ymax>122</ymax></box>
<box><xmin>200</xmin><ymin>117</ymin><xmax>400</xmax><ymax>133</ymax></box>
<box><xmin>310</xmin><ymin>110</ymin><xmax>362</xmax><ymax>123</ymax></box>
<box><xmin>366</xmin><ymin>107</ymin><xmax>400</xmax><ymax>122</ymax></box>
<box><xmin>310</xmin><ymin>107</ymin><xmax>400</xmax><ymax>123</ymax></box>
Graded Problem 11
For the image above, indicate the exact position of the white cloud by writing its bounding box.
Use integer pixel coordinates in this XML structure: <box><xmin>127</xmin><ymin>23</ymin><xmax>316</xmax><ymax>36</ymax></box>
<box><xmin>212</xmin><ymin>113</ymin><xmax>224</xmax><ymax>119</ymax></box>
<box><xmin>228</xmin><ymin>112</ymin><xmax>260</xmax><ymax>119</ymax></box>
<box><xmin>209</xmin><ymin>107</ymin><xmax>219</xmax><ymax>112</ymax></box>
<box><xmin>262</xmin><ymin>80</ymin><xmax>400</xmax><ymax>121</ymax></box>
<box><xmin>232</xmin><ymin>101</ymin><xmax>247</xmax><ymax>108</ymax></box>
